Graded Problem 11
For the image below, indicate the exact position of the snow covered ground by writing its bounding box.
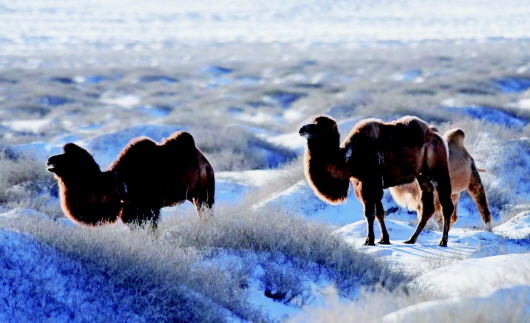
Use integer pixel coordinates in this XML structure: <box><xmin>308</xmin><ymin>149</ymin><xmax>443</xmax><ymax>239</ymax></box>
<box><xmin>1</xmin><ymin>0</ymin><xmax>530</xmax><ymax>321</ymax></box>
<box><xmin>3</xmin><ymin>0</ymin><xmax>530</xmax><ymax>56</ymax></box>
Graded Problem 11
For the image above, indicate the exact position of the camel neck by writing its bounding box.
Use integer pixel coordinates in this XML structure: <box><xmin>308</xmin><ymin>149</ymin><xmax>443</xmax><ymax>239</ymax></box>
<box><xmin>307</xmin><ymin>138</ymin><xmax>340</xmax><ymax>155</ymax></box>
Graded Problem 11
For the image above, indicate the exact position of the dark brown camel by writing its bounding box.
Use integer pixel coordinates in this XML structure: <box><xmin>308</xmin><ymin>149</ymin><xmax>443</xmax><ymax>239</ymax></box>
<box><xmin>299</xmin><ymin>115</ymin><xmax>455</xmax><ymax>246</ymax></box>
<box><xmin>390</xmin><ymin>128</ymin><xmax>492</xmax><ymax>231</ymax></box>
<box><xmin>47</xmin><ymin>131</ymin><xmax>215</xmax><ymax>228</ymax></box>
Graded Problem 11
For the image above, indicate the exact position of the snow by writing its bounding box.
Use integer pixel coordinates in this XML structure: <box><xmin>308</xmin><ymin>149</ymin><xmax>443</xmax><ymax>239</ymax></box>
<box><xmin>515</xmin><ymin>98</ymin><xmax>530</xmax><ymax>110</ymax></box>
<box><xmin>494</xmin><ymin>211</ymin><xmax>530</xmax><ymax>239</ymax></box>
<box><xmin>383</xmin><ymin>285</ymin><xmax>530</xmax><ymax>323</ymax></box>
<box><xmin>412</xmin><ymin>253</ymin><xmax>530</xmax><ymax>298</ymax></box>
<box><xmin>0</xmin><ymin>228</ymin><xmax>139</xmax><ymax>322</ymax></box>
<box><xmin>494</xmin><ymin>77</ymin><xmax>530</xmax><ymax>93</ymax></box>
<box><xmin>445</xmin><ymin>106</ymin><xmax>527</xmax><ymax>128</ymax></box>
<box><xmin>256</xmin><ymin>181</ymin><xmax>365</xmax><ymax>226</ymax></box>
<box><xmin>100</xmin><ymin>94</ymin><xmax>141</xmax><ymax>108</ymax></box>
<box><xmin>3</xmin><ymin>0</ymin><xmax>530</xmax><ymax>55</ymax></box>
<box><xmin>0</xmin><ymin>208</ymin><xmax>50</xmax><ymax>220</ymax></box>
<box><xmin>3</xmin><ymin>119</ymin><xmax>51</xmax><ymax>133</ymax></box>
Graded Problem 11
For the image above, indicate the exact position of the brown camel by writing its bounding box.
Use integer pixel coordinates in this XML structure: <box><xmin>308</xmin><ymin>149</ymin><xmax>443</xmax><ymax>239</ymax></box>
<box><xmin>299</xmin><ymin>115</ymin><xmax>455</xmax><ymax>246</ymax></box>
<box><xmin>47</xmin><ymin>131</ymin><xmax>215</xmax><ymax>228</ymax></box>
<box><xmin>390</xmin><ymin>128</ymin><xmax>492</xmax><ymax>231</ymax></box>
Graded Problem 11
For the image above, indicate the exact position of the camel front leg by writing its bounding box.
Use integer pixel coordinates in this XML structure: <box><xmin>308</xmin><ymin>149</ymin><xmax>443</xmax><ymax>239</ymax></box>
<box><xmin>435</xmin><ymin>175</ymin><xmax>455</xmax><ymax>247</ymax></box>
<box><xmin>121</xmin><ymin>204</ymin><xmax>160</xmax><ymax>230</ymax></box>
<box><xmin>376</xmin><ymin>200</ymin><xmax>390</xmax><ymax>244</ymax></box>
<box><xmin>363</xmin><ymin>201</ymin><xmax>376</xmax><ymax>246</ymax></box>
<box><xmin>356</xmin><ymin>178</ymin><xmax>384</xmax><ymax>246</ymax></box>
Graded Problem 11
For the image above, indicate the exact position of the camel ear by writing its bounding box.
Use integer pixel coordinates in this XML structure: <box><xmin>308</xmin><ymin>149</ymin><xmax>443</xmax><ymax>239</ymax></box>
<box><xmin>63</xmin><ymin>143</ymin><xmax>86</xmax><ymax>154</ymax></box>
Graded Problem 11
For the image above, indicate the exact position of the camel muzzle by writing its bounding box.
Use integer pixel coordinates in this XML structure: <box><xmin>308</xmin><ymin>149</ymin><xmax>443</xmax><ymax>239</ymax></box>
<box><xmin>299</xmin><ymin>125</ymin><xmax>313</xmax><ymax>138</ymax></box>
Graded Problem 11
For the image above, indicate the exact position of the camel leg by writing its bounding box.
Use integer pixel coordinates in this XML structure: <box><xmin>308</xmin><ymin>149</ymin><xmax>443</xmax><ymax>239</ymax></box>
<box><xmin>376</xmin><ymin>200</ymin><xmax>390</xmax><ymax>244</ymax></box>
<box><xmin>405</xmin><ymin>175</ymin><xmax>435</xmax><ymax>244</ymax></box>
<box><xmin>450</xmin><ymin>194</ymin><xmax>459</xmax><ymax>229</ymax></box>
<box><xmin>191</xmin><ymin>187</ymin><xmax>215</xmax><ymax>217</ymax></box>
<box><xmin>121</xmin><ymin>204</ymin><xmax>160</xmax><ymax>229</ymax></box>
<box><xmin>435</xmin><ymin>193</ymin><xmax>459</xmax><ymax>229</ymax></box>
<box><xmin>363</xmin><ymin>201</ymin><xmax>376</xmax><ymax>246</ymax></box>
<box><xmin>468</xmin><ymin>160</ymin><xmax>492</xmax><ymax>231</ymax></box>
<box><xmin>191</xmin><ymin>168</ymin><xmax>215</xmax><ymax>217</ymax></box>
<box><xmin>358</xmin><ymin>180</ymin><xmax>383</xmax><ymax>246</ymax></box>
<box><xmin>433</xmin><ymin>173</ymin><xmax>454</xmax><ymax>247</ymax></box>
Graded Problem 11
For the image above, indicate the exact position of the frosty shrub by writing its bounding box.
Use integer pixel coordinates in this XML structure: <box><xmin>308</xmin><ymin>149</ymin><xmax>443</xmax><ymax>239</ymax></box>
<box><xmin>189</xmin><ymin>122</ymin><xmax>297</xmax><ymax>171</ymax></box>
<box><xmin>0</xmin><ymin>150</ymin><xmax>59</xmax><ymax>216</ymax></box>
<box><xmin>162</xmin><ymin>206</ymin><xmax>409</xmax><ymax>295</ymax></box>
<box><xmin>0</xmin><ymin>216</ymin><xmax>263</xmax><ymax>322</ymax></box>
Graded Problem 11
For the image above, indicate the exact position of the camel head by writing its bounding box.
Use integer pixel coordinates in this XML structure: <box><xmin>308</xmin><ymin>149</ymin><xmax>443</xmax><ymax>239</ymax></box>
<box><xmin>444</xmin><ymin>128</ymin><xmax>465</xmax><ymax>148</ymax></box>
<box><xmin>299</xmin><ymin>115</ymin><xmax>340</xmax><ymax>147</ymax></box>
<box><xmin>47</xmin><ymin>143</ymin><xmax>101</xmax><ymax>179</ymax></box>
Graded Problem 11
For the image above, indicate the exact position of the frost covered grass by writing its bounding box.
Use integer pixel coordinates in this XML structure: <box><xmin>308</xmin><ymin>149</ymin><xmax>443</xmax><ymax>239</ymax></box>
<box><xmin>0</xmin><ymin>216</ymin><xmax>262</xmax><ymax>322</ymax></box>
<box><xmin>162</xmin><ymin>206</ymin><xmax>409</xmax><ymax>294</ymax></box>
<box><xmin>1</xmin><ymin>38</ymin><xmax>530</xmax><ymax>321</ymax></box>
<box><xmin>0</xmin><ymin>150</ymin><xmax>59</xmax><ymax>216</ymax></box>
<box><xmin>0</xmin><ymin>206</ymin><xmax>409</xmax><ymax>321</ymax></box>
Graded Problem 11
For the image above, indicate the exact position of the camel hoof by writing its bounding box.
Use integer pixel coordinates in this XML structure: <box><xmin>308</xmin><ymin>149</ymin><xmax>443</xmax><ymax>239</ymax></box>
<box><xmin>403</xmin><ymin>239</ymin><xmax>416</xmax><ymax>244</ymax></box>
<box><xmin>378</xmin><ymin>239</ymin><xmax>391</xmax><ymax>245</ymax></box>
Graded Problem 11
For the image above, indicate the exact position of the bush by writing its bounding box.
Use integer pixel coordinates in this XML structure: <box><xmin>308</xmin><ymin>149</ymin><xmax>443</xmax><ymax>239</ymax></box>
<box><xmin>161</xmin><ymin>206</ymin><xmax>409</xmax><ymax>295</ymax></box>
<box><xmin>0</xmin><ymin>150</ymin><xmax>60</xmax><ymax>217</ymax></box>
<box><xmin>0</xmin><ymin>205</ymin><xmax>409</xmax><ymax>320</ymax></box>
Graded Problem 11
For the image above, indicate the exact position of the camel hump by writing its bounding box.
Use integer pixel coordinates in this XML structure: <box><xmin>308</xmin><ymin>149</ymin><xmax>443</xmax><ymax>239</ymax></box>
<box><xmin>444</xmin><ymin>128</ymin><xmax>465</xmax><ymax>147</ymax></box>
<box><xmin>109</xmin><ymin>137</ymin><xmax>157</xmax><ymax>170</ymax></box>
<box><xmin>351</xmin><ymin>118</ymin><xmax>382</xmax><ymax>140</ymax></box>
<box><xmin>394</xmin><ymin>116</ymin><xmax>429</xmax><ymax>147</ymax></box>
<box><xmin>162</xmin><ymin>131</ymin><xmax>196</xmax><ymax>150</ymax></box>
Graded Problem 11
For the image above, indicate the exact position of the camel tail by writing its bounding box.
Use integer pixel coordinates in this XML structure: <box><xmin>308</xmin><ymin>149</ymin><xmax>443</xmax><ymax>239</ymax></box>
<box><xmin>468</xmin><ymin>158</ymin><xmax>492</xmax><ymax>230</ymax></box>
<box><xmin>388</xmin><ymin>184</ymin><xmax>421</xmax><ymax>211</ymax></box>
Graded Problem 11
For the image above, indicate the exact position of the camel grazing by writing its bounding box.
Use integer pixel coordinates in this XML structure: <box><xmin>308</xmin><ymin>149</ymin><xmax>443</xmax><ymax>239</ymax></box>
<box><xmin>299</xmin><ymin>115</ymin><xmax>455</xmax><ymax>247</ymax></box>
<box><xmin>47</xmin><ymin>131</ymin><xmax>215</xmax><ymax>227</ymax></box>
<box><xmin>390</xmin><ymin>128</ymin><xmax>492</xmax><ymax>231</ymax></box>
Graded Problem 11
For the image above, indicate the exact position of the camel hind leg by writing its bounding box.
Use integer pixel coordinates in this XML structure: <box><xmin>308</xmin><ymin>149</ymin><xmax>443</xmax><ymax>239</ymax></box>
<box><xmin>362</xmin><ymin>201</ymin><xmax>377</xmax><ymax>246</ymax></box>
<box><xmin>468</xmin><ymin>159</ymin><xmax>492</xmax><ymax>230</ymax></box>
<box><xmin>376</xmin><ymin>200</ymin><xmax>390</xmax><ymax>244</ymax></box>
<box><xmin>435</xmin><ymin>193</ymin><xmax>459</xmax><ymax>229</ymax></box>
<box><xmin>405</xmin><ymin>174</ymin><xmax>435</xmax><ymax>244</ymax></box>
<box><xmin>429</xmin><ymin>165</ymin><xmax>455</xmax><ymax>247</ymax></box>
<box><xmin>426</xmin><ymin>134</ymin><xmax>455</xmax><ymax>247</ymax></box>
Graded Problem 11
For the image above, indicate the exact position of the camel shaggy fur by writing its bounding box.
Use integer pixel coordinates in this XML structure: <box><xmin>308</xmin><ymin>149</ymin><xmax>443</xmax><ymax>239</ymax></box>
<box><xmin>300</xmin><ymin>115</ymin><xmax>455</xmax><ymax>246</ymax></box>
<box><xmin>390</xmin><ymin>128</ymin><xmax>492</xmax><ymax>231</ymax></box>
<box><xmin>47</xmin><ymin>131</ymin><xmax>214</xmax><ymax>227</ymax></box>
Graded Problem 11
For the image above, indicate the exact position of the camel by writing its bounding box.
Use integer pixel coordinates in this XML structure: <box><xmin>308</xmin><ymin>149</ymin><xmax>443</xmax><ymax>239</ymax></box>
<box><xmin>389</xmin><ymin>128</ymin><xmax>492</xmax><ymax>231</ymax></box>
<box><xmin>299</xmin><ymin>115</ymin><xmax>455</xmax><ymax>247</ymax></box>
<box><xmin>47</xmin><ymin>131</ymin><xmax>215</xmax><ymax>228</ymax></box>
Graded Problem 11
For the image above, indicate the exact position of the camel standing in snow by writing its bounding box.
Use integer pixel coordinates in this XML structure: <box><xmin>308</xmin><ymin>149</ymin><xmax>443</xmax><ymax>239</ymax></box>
<box><xmin>390</xmin><ymin>128</ymin><xmax>492</xmax><ymax>231</ymax></box>
<box><xmin>47</xmin><ymin>131</ymin><xmax>215</xmax><ymax>228</ymax></box>
<box><xmin>299</xmin><ymin>115</ymin><xmax>455</xmax><ymax>246</ymax></box>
